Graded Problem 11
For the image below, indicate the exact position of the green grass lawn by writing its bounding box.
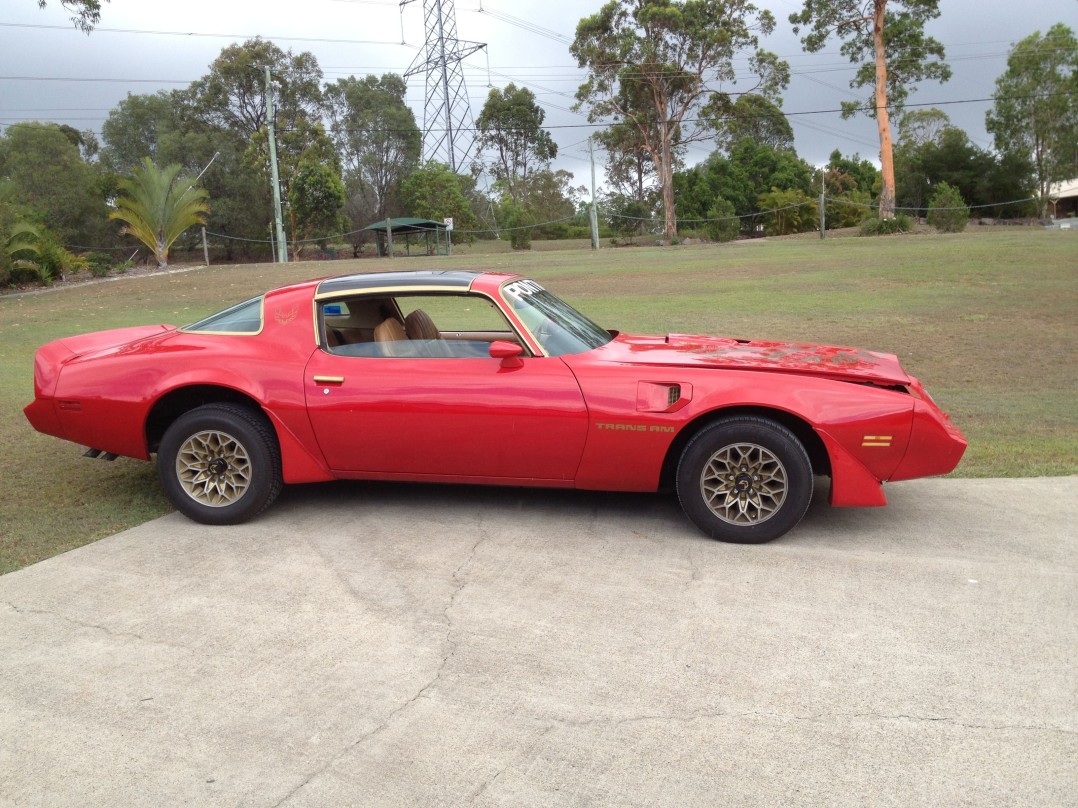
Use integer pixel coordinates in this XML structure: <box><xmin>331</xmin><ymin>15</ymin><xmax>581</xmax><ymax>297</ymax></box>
<box><xmin>1</xmin><ymin>229</ymin><xmax>1075</xmax><ymax>573</ymax></box>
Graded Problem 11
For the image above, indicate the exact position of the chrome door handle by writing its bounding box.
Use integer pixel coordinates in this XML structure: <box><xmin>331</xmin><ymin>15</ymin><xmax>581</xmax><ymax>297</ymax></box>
<box><xmin>313</xmin><ymin>375</ymin><xmax>345</xmax><ymax>384</ymax></box>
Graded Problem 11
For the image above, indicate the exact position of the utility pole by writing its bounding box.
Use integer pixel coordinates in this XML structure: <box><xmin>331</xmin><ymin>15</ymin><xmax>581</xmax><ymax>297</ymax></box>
<box><xmin>266</xmin><ymin>67</ymin><xmax>289</xmax><ymax>263</ymax></box>
<box><xmin>819</xmin><ymin>168</ymin><xmax>826</xmax><ymax>240</ymax></box>
<box><xmin>589</xmin><ymin>136</ymin><xmax>600</xmax><ymax>250</ymax></box>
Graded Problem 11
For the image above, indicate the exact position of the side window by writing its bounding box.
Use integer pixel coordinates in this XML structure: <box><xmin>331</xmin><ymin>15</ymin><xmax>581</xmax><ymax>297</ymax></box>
<box><xmin>184</xmin><ymin>296</ymin><xmax>264</xmax><ymax>334</ymax></box>
<box><xmin>321</xmin><ymin>293</ymin><xmax>522</xmax><ymax>358</ymax></box>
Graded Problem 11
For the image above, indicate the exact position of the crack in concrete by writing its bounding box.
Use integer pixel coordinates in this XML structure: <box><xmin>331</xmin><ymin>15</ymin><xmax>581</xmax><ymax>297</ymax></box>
<box><xmin>270</xmin><ymin>519</ymin><xmax>491</xmax><ymax>807</ymax></box>
<box><xmin>2</xmin><ymin>600</ymin><xmax>189</xmax><ymax>652</ymax></box>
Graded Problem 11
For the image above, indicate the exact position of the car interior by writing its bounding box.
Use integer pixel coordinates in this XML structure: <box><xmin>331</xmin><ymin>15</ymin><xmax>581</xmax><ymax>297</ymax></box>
<box><xmin>321</xmin><ymin>294</ymin><xmax>525</xmax><ymax>358</ymax></box>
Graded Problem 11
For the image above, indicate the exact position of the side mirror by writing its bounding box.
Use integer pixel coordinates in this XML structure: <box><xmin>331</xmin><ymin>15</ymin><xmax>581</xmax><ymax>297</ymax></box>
<box><xmin>489</xmin><ymin>340</ymin><xmax>524</xmax><ymax>369</ymax></box>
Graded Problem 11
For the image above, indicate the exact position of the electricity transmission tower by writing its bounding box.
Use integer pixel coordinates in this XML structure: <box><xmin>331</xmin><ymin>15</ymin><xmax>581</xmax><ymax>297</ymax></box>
<box><xmin>400</xmin><ymin>0</ymin><xmax>486</xmax><ymax>172</ymax></box>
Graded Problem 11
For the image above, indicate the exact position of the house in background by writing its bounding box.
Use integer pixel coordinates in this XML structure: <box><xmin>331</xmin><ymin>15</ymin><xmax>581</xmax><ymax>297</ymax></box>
<box><xmin>1049</xmin><ymin>178</ymin><xmax>1078</xmax><ymax>219</ymax></box>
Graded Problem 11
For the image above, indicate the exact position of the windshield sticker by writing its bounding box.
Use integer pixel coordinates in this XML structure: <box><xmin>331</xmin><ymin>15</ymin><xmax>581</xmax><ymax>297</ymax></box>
<box><xmin>502</xmin><ymin>279</ymin><xmax>545</xmax><ymax>300</ymax></box>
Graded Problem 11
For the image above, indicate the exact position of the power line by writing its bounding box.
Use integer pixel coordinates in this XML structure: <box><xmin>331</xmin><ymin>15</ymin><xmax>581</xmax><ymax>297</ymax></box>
<box><xmin>0</xmin><ymin>22</ymin><xmax>406</xmax><ymax>47</ymax></box>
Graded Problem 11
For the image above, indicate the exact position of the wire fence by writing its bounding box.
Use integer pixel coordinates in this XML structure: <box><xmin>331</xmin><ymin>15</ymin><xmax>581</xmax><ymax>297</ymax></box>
<box><xmin>61</xmin><ymin>192</ymin><xmax>1046</xmax><ymax>256</ymax></box>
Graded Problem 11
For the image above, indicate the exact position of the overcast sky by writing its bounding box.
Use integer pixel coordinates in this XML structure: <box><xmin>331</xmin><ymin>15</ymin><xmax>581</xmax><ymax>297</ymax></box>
<box><xmin>2</xmin><ymin>0</ymin><xmax>1075</xmax><ymax>186</ymax></box>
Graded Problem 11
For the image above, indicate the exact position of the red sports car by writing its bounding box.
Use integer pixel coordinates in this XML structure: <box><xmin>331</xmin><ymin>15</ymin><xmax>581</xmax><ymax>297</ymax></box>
<box><xmin>24</xmin><ymin>270</ymin><xmax>966</xmax><ymax>543</ymax></box>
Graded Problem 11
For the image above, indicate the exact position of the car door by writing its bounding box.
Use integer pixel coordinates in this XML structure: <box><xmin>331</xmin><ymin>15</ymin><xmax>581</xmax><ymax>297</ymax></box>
<box><xmin>303</xmin><ymin>293</ymin><xmax>589</xmax><ymax>481</ymax></box>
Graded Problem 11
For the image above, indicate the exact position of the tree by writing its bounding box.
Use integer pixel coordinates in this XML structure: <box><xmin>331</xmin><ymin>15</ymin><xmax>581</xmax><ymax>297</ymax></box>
<box><xmin>246</xmin><ymin>117</ymin><xmax>339</xmax><ymax>245</ymax></box>
<box><xmin>594</xmin><ymin>122</ymin><xmax>658</xmax><ymax>206</ymax></box>
<box><xmin>109</xmin><ymin>158</ymin><xmax>209</xmax><ymax>267</ymax></box>
<box><xmin>288</xmin><ymin>159</ymin><xmax>346</xmax><ymax>245</ymax></box>
<box><xmin>894</xmin><ymin>125</ymin><xmax>988</xmax><ymax>212</ymax></box>
<box><xmin>324</xmin><ymin>74</ymin><xmax>421</xmax><ymax>222</ymax></box>
<box><xmin>186</xmin><ymin>40</ymin><xmax>328</xmax><ymax>254</ymax></box>
<box><xmin>100</xmin><ymin>91</ymin><xmax>182</xmax><ymax>173</ymax></box>
<box><xmin>100</xmin><ymin>89</ymin><xmax>269</xmax><ymax>258</ymax></box>
<box><xmin>926</xmin><ymin>181</ymin><xmax>968</xmax><ymax>233</ymax></box>
<box><xmin>705</xmin><ymin>198</ymin><xmax>740</xmax><ymax>241</ymax></box>
<box><xmin>824</xmin><ymin>149</ymin><xmax>880</xmax><ymax>227</ymax></box>
<box><xmin>476</xmin><ymin>84</ymin><xmax>557</xmax><ymax>204</ymax></box>
<box><xmin>400</xmin><ymin>162</ymin><xmax>478</xmax><ymax>231</ymax></box>
<box><xmin>36</xmin><ymin>0</ymin><xmax>107</xmax><ymax>33</ymax></box>
<box><xmin>0</xmin><ymin>122</ymin><xmax>109</xmax><ymax>245</ymax></box>
<box><xmin>573</xmin><ymin>0</ymin><xmax>788</xmax><ymax>242</ymax></box>
<box><xmin>986</xmin><ymin>24</ymin><xmax>1078</xmax><ymax>218</ymax></box>
<box><xmin>893</xmin><ymin>122</ymin><xmax>1036</xmax><ymax>217</ymax></box>
<box><xmin>189</xmin><ymin>38</ymin><xmax>323</xmax><ymax>141</ymax></box>
<box><xmin>898</xmin><ymin>107</ymin><xmax>950</xmax><ymax>147</ymax></box>
<box><xmin>790</xmin><ymin>0</ymin><xmax>950</xmax><ymax>218</ymax></box>
<box><xmin>674</xmin><ymin>139</ymin><xmax>814</xmax><ymax>225</ymax></box>
<box><xmin>716</xmin><ymin>93</ymin><xmax>794</xmax><ymax>153</ymax></box>
<box><xmin>757</xmin><ymin>187</ymin><xmax>816</xmax><ymax>235</ymax></box>
<box><xmin>518</xmin><ymin>169</ymin><xmax>584</xmax><ymax>232</ymax></box>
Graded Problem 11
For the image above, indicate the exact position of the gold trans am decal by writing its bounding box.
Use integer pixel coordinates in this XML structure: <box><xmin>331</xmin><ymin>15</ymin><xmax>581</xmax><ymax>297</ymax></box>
<box><xmin>597</xmin><ymin>423</ymin><xmax>677</xmax><ymax>433</ymax></box>
<box><xmin>862</xmin><ymin>435</ymin><xmax>893</xmax><ymax>447</ymax></box>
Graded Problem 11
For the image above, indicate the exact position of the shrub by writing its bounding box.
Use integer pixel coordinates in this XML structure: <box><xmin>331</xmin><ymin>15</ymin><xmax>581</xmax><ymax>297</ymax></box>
<box><xmin>706</xmin><ymin>199</ymin><xmax>741</xmax><ymax>242</ymax></box>
<box><xmin>84</xmin><ymin>252</ymin><xmax>114</xmax><ymax>278</ymax></box>
<box><xmin>35</xmin><ymin>238</ymin><xmax>87</xmax><ymax>284</ymax></box>
<box><xmin>927</xmin><ymin>182</ymin><xmax>970</xmax><ymax>233</ymax></box>
<box><xmin>827</xmin><ymin>189</ymin><xmax>875</xmax><ymax>228</ymax></box>
<box><xmin>859</xmin><ymin>214</ymin><xmax>915</xmax><ymax>235</ymax></box>
<box><xmin>757</xmin><ymin>187</ymin><xmax>817</xmax><ymax>235</ymax></box>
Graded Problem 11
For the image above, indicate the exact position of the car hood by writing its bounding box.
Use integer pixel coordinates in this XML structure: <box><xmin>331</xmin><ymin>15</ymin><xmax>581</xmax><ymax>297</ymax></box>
<box><xmin>599</xmin><ymin>332</ymin><xmax>911</xmax><ymax>385</ymax></box>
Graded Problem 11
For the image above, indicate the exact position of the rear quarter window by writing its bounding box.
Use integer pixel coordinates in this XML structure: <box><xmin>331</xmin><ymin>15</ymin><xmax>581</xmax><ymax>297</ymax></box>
<box><xmin>183</xmin><ymin>297</ymin><xmax>264</xmax><ymax>334</ymax></box>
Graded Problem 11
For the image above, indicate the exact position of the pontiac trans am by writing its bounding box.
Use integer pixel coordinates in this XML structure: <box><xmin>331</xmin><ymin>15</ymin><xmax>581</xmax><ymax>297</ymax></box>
<box><xmin>24</xmin><ymin>270</ymin><xmax>966</xmax><ymax>543</ymax></box>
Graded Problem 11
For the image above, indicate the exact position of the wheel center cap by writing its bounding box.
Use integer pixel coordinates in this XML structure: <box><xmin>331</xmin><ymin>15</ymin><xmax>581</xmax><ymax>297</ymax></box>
<box><xmin>208</xmin><ymin>458</ymin><xmax>228</xmax><ymax>476</ymax></box>
<box><xmin>736</xmin><ymin>473</ymin><xmax>753</xmax><ymax>492</ymax></box>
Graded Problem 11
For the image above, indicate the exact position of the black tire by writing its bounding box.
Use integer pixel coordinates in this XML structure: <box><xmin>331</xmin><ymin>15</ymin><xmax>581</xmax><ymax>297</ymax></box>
<box><xmin>156</xmin><ymin>403</ymin><xmax>282</xmax><ymax>525</ymax></box>
<box><xmin>676</xmin><ymin>416</ymin><xmax>813</xmax><ymax>543</ymax></box>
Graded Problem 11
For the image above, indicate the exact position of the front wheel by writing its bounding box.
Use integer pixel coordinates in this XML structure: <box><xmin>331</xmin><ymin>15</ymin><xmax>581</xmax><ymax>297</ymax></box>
<box><xmin>157</xmin><ymin>403</ymin><xmax>282</xmax><ymax>525</ymax></box>
<box><xmin>676</xmin><ymin>417</ymin><xmax>813</xmax><ymax>543</ymax></box>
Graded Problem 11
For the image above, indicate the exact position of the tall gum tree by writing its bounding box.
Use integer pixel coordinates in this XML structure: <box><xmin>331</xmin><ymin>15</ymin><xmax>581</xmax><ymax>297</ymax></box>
<box><xmin>324</xmin><ymin>74</ymin><xmax>421</xmax><ymax>221</ymax></box>
<box><xmin>790</xmin><ymin>0</ymin><xmax>950</xmax><ymax>219</ymax></box>
<box><xmin>476</xmin><ymin>84</ymin><xmax>557</xmax><ymax>205</ymax></box>
<box><xmin>572</xmin><ymin>0</ymin><xmax>789</xmax><ymax>243</ymax></box>
<box><xmin>986</xmin><ymin>24</ymin><xmax>1078</xmax><ymax>219</ymax></box>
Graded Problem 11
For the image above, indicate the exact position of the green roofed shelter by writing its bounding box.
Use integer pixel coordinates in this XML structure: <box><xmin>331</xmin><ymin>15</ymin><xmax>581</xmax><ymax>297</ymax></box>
<box><xmin>363</xmin><ymin>217</ymin><xmax>451</xmax><ymax>257</ymax></box>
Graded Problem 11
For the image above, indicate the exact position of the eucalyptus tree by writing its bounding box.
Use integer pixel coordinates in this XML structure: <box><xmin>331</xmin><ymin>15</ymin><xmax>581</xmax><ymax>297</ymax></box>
<box><xmin>0</xmin><ymin>122</ymin><xmax>109</xmax><ymax>245</ymax></box>
<box><xmin>572</xmin><ymin>0</ymin><xmax>788</xmax><ymax>242</ymax></box>
<box><xmin>476</xmin><ymin>83</ymin><xmax>557</xmax><ymax>204</ymax></box>
<box><xmin>716</xmin><ymin>93</ymin><xmax>794</xmax><ymax>153</ymax></box>
<box><xmin>789</xmin><ymin>0</ymin><xmax>950</xmax><ymax>218</ymax></box>
<box><xmin>324</xmin><ymin>74</ymin><xmax>421</xmax><ymax>222</ymax></box>
<box><xmin>36</xmin><ymin>0</ymin><xmax>107</xmax><ymax>32</ymax></box>
<box><xmin>986</xmin><ymin>23</ymin><xmax>1078</xmax><ymax>218</ymax></box>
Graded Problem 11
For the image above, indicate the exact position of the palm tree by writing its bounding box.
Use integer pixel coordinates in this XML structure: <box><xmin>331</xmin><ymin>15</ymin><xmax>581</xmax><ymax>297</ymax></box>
<box><xmin>109</xmin><ymin>158</ymin><xmax>209</xmax><ymax>267</ymax></box>
<box><xmin>5</xmin><ymin>222</ymin><xmax>43</xmax><ymax>275</ymax></box>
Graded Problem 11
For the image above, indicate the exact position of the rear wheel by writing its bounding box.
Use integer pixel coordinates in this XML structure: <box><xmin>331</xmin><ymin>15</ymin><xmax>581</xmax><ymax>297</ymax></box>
<box><xmin>157</xmin><ymin>403</ymin><xmax>282</xmax><ymax>525</ymax></box>
<box><xmin>676</xmin><ymin>417</ymin><xmax>813</xmax><ymax>543</ymax></box>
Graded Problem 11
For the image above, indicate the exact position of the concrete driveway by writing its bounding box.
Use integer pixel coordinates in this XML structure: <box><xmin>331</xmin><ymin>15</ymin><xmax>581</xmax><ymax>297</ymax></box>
<box><xmin>1</xmin><ymin>477</ymin><xmax>1075</xmax><ymax>807</ymax></box>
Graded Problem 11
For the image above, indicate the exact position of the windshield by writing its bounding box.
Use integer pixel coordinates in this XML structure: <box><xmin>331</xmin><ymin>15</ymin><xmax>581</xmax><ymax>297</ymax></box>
<box><xmin>501</xmin><ymin>279</ymin><xmax>612</xmax><ymax>356</ymax></box>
